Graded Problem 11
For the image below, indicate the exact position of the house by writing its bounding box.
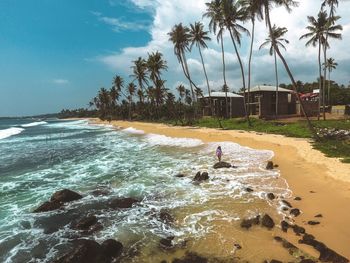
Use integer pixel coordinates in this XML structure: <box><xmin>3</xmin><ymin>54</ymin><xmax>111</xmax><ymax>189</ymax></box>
<box><xmin>244</xmin><ymin>85</ymin><xmax>296</xmax><ymax>118</ymax></box>
<box><xmin>199</xmin><ymin>91</ymin><xmax>245</xmax><ymax>118</ymax></box>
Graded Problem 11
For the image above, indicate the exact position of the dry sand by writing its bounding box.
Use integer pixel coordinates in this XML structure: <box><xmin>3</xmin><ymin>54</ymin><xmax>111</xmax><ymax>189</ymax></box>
<box><xmin>90</xmin><ymin>119</ymin><xmax>350</xmax><ymax>260</ymax></box>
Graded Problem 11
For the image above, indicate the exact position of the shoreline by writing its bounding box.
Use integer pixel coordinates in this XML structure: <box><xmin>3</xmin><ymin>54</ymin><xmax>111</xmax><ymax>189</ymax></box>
<box><xmin>90</xmin><ymin>118</ymin><xmax>350</xmax><ymax>259</ymax></box>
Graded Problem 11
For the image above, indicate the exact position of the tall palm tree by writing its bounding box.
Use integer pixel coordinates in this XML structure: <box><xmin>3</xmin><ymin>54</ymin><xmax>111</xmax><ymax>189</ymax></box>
<box><xmin>189</xmin><ymin>21</ymin><xmax>214</xmax><ymax>115</ymax></box>
<box><xmin>126</xmin><ymin>82</ymin><xmax>136</xmax><ymax>120</ymax></box>
<box><xmin>203</xmin><ymin>0</ymin><xmax>229</xmax><ymax>117</ymax></box>
<box><xmin>131</xmin><ymin>57</ymin><xmax>148</xmax><ymax>103</ymax></box>
<box><xmin>240</xmin><ymin>0</ymin><xmax>264</xmax><ymax>116</ymax></box>
<box><xmin>177</xmin><ymin>84</ymin><xmax>186</xmax><ymax>103</ymax></box>
<box><xmin>260</xmin><ymin>25</ymin><xmax>289</xmax><ymax>117</ymax></box>
<box><xmin>112</xmin><ymin>75</ymin><xmax>126</xmax><ymax>100</ymax></box>
<box><xmin>221</xmin><ymin>0</ymin><xmax>250</xmax><ymax>123</ymax></box>
<box><xmin>147</xmin><ymin>51</ymin><xmax>168</xmax><ymax>87</ymax></box>
<box><xmin>261</xmin><ymin>0</ymin><xmax>318</xmax><ymax>138</ymax></box>
<box><xmin>323</xmin><ymin>57</ymin><xmax>338</xmax><ymax>105</ymax></box>
<box><xmin>168</xmin><ymin>24</ymin><xmax>196</xmax><ymax>102</ymax></box>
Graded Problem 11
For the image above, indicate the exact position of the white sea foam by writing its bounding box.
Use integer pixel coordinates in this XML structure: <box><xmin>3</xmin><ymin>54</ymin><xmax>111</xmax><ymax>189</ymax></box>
<box><xmin>21</xmin><ymin>121</ymin><xmax>47</xmax><ymax>127</ymax></box>
<box><xmin>145</xmin><ymin>133</ymin><xmax>203</xmax><ymax>147</ymax></box>
<box><xmin>0</xmin><ymin>127</ymin><xmax>25</xmax><ymax>140</ymax></box>
<box><xmin>122</xmin><ymin>127</ymin><xmax>145</xmax><ymax>135</ymax></box>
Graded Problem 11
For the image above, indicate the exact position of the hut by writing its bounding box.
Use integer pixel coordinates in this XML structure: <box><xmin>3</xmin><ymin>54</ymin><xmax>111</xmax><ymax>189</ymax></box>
<box><xmin>199</xmin><ymin>91</ymin><xmax>245</xmax><ymax>118</ymax></box>
<box><xmin>245</xmin><ymin>85</ymin><xmax>296</xmax><ymax>118</ymax></box>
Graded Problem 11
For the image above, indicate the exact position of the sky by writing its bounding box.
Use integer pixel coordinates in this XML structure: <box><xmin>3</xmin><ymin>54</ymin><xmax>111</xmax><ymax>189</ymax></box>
<box><xmin>0</xmin><ymin>0</ymin><xmax>349</xmax><ymax>117</ymax></box>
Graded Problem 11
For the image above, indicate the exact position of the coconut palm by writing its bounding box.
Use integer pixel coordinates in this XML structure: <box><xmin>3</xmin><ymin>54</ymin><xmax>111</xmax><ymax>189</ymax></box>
<box><xmin>146</xmin><ymin>51</ymin><xmax>168</xmax><ymax>87</ymax></box>
<box><xmin>131</xmin><ymin>57</ymin><xmax>148</xmax><ymax>103</ymax></box>
<box><xmin>260</xmin><ymin>25</ymin><xmax>289</xmax><ymax>117</ymax></box>
<box><xmin>189</xmin><ymin>21</ymin><xmax>214</xmax><ymax>115</ymax></box>
<box><xmin>126</xmin><ymin>82</ymin><xmax>136</xmax><ymax>120</ymax></box>
<box><xmin>168</xmin><ymin>24</ymin><xmax>197</xmax><ymax>102</ymax></box>
<box><xmin>221</xmin><ymin>0</ymin><xmax>250</xmax><ymax>123</ymax></box>
<box><xmin>112</xmin><ymin>75</ymin><xmax>127</xmax><ymax>100</ymax></box>
<box><xmin>259</xmin><ymin>0</ymin><xmax>318</xmax><ymax>138</ymax></box>
<box><xmin>323</xmin><ymin>57</ymin><xmax>338</xmax><ymax>105</ymax></box>
<box><xmin>177</xmin><ymin>84</ymin><xmax>186</xmax><ymax>103</ymax></box>
<box><xmin>203</xmin><ymin>0</ymin><xmax>229</xmax><ymax>117</ymax></box>
<box><xmin>240</xmin><ymin>0</ymin><xmax>264</xmax><ymax>116</ymax></box>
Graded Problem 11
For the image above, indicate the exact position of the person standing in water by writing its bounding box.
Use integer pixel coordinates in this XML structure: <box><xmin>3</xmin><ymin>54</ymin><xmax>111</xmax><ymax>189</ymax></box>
<box><xmin>216</xmin><ymin>146</ymin><xmax>222</xmax><ymax>162</ymax></box>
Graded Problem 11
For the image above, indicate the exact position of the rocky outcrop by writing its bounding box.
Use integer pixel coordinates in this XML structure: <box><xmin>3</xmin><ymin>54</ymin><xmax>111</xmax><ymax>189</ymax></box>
<box><xmin>175</xmin><ymin>173</ymin><xmax>185</xmax><ymax>178</ymax></box>
<box><xmin>290</xmin><ymin>208</ymin><xmax>301</xmax><ymax>217</ymax></box>
<box><xmin>109</xmin><ymin>198</ymin><xmax>139</xmax><ymax>209</ymax></box>
<box><xmin>53</xmin><ymin>239</ymin><xmax>123</xmax><ymax>263</ymax></box>
<box><xmin>159</xmin><ymin>210</ymin><xmax>174</xmax><ymax>224</ymax></box>
<box><xmin>281</xmin><ymin>200</ymin><xmax>292</xmax><ymax>208</ymax></box>
<box><xmin>307</xmin><ymin>221</ymin><xmax>320</xmax><ymax>226</ymax></box>
<box><xmin>240</xmin><ymin>215</ymin><xmax>260</xmax><ymax>229</ymax></box>
<box><xmin>213</xmin><ymin>162</ymin><xmax>232</xmax><ymax>169</ymax></box>
<box><xmin>33</xmin><ymin>189</ymin><xmax>83</xmax><ymax>213</ymax></box>
<box><xmin>159</xmin><ymin>236</ymin><xmax>175</xmax><ymax>250</ymax></box>
<box><xmin>245</xmin><ymin>187</ymin><xmax>254</xmax><ymax>193</ymax></box>
<box><xmin>281</xmin><ymin>220</ymin><xmax>290</xmax><ymax>232</ymax></box>
<box><xmin>266</xmin><ymin>161</ymin><xmax>274</xmax><ymax>170</ymax></box>
<box><xmin>193</xmin><ymin>172</ymin><xmax>209</xmax><ymax>182</ymax></box>
<box><xmin>261</xmin><ymin>214</ymin><xmax>275</xmax><ymax>230</ymax></box>
<box><xmin>267</xmin><ymin>193</ymin><xmax>275</xmax><ymax>200</ymax></box>
<box><xmin>71</xmin><ymin>215</ymin><xmax>103</xmax><ymax>234</ymax></box>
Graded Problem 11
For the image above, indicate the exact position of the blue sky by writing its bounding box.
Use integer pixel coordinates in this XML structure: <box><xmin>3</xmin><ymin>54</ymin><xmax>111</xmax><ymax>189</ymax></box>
<box><xmin>1</xmin><ymin>0</ymin><xmax>350</xmax><ymax>117</ymax></box>
<box><xmin>0</xmin><ymin>0</ymin><xmax>152</xmax><ymax>116</ymax></box>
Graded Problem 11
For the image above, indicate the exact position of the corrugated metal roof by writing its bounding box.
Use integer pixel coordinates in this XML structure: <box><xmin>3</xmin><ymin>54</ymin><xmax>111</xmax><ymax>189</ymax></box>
<box><xmin>201</xmin><ymin>91</ymin><xmax>243</xmax><ymax>98</ymax></box>
<box><xmin>250</xmin><ymin>85</ymin><xmax>292</xmax><ymax>93</ymax></box>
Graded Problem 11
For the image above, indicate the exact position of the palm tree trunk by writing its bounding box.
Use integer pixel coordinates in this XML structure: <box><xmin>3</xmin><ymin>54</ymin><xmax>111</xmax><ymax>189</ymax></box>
<box><xmin>182</xmin><ymin>52</ymin><xmax>195</xmax><ymax>102</ymax></box>
<box><xmin>328</xmin><ymin>69</ymin><xmax>331</xmax><ymax>105</ymax></box>
<box><xmin>318</xmin><ymin>39</ymin><xmax>322</xmax><ymax>121</ymax></box>
<box><xmin>265</xmin><ymin>6</ymin><xmax>318</xmax><ymax>140</ymax></box>
<box><xmin>228</xmin><ymin>28</ymin><xmax>250</xmax><ymax>126</ymax></box>
<box><xmin>274</xmin><ymin>49</ymin><xmax>279</xmax><ymax>118</ymax></box>
<box><xmin>322</xmin><ymin>44</ymin><xmax>327</xmax><ymax>120</ymax></box>
<box><xmin>220</xmin><ymin>34</ymin><xmax>229</xmax><ymax>118</ymax></box>
<box><xmin>247</xmin><ymin>19</ymin><xmax>255</xmax><ymax>118</ymax></box>
<box><xmin>198</xmin><ymin>45</ymin><xmax>213</xmax><ymax>116</ymax></box>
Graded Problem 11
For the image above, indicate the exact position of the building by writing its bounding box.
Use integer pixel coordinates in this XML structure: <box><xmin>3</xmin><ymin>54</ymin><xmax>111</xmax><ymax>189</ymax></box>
<box><xmin>245</xmin><ymin>85</ymin><xmax>296</xmax><ymax>118</ymax></box>
<box><xmin>199</xmin><ymin>91</ymin><xmax>245</xmax><ymax>118</ymax></box>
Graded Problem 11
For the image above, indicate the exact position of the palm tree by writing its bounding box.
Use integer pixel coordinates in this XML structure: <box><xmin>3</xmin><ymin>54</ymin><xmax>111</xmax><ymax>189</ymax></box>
<box><xmin>203</xmin><ymin>0</ymin><xmax>229</xmax><ymax>117</ymax></box>
<box><xmin>126</xmin><ymin>82</ymin><xmax>136</xmax><ymax>120</ymax></box>
<box><xmin>177</xmin><ymin>84</ymin><xmax>186</xmax><ymax>103</ymax></box>
<box><xmin>260</xmin><ymin>25</ymin><xmax>289</xmax><ymax>117</ymax></box>
<box><xmin>323</xmin><ymin>57</ymin><xmax>338</xmax><ymax>105</ymax></box>
<box><xmin>221</xmin><ymin>0</ymin><xmax>250</xmax><ymax>123</ymax></box>
<box><xmin>261</xmin><ymin>0</ymin><xmax>318</xmax><ymax>138</ymax></box>
<box><xmin>112</xmin><ymin>75</ymin><xmax>127</xmax><ymax>100</ymax></box>
<box><xmin>240</xmin><ymin>0</ymin><xmax>264</xmax><ymax>116</ymax></box>
<box><xmin>168</xmin><ymin>24</ymin><xmax>197</xmax><ymax>102</ymax></box>
<box><xmin>189</xmin><ymin>21</ymin><xmax>214</xmax><ymax>115</ymax></box>
<box><xmin>147</xmin><ymin>51</ymin><xmax>168</xmax><ymax>87</ymax></box>
<box><xmin>131</xmin><ymin>57</ymin><xmax>148</xmax><ymax>103</ymax></box>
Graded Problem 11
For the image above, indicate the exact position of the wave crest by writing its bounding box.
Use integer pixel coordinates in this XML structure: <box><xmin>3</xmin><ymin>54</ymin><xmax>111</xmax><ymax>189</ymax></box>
<box><xmin>0</xmin><ymin>127</ymin><xmax>25</xmax><ymax>140</ymax></box>
<box><xmin>21</xmin><ymin>121</ymin><xmax>48</xmax><ymax>127</ymax></box>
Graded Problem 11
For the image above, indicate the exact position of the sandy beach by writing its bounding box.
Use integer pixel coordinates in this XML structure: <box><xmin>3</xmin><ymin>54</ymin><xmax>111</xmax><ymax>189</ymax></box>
<box><xmin>91</xmin><ymin>118</ymin><xmax>350</xmax><ymax>260</ymax></box>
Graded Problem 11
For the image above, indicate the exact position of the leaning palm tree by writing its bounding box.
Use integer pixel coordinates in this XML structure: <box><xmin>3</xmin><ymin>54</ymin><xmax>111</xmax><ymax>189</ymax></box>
<box><xmin>260</xmin><ymin>0</ymin><xmax>318</xmax><ymax>138</ymax></box>
<box><xmin>168</xmin><ymin>24</ymin><xmax>197</xmax><ymax>102</ymax></box>
<box><xmin>131</xmin><ymin>57</ymin><xmax>148</xmax><ymax>103</ymax></box>
<box><xmin>126</xmin><ymin>82</ymin><xmax>136</xmax><ymax>120</ymax></box>
<box><xmin>112</xmin><ymin>75</ymin><xmax>127</xmax><ymax>100</ymax></box>
<box><xmin>240</xmin><ymin>0</ymin><xmax>264</xmax><ymax>116</ymax></box>
<box><xmin>189</xmin><ymin>21</ymin><xmax>214</xmax><ymax>115</ymax></box>
<box><xmin>203</xmin><ymin>0</ymin><xmax>229</xmax><ymax>117</ymax></box>
<box><xmin>221</xmin><ymin>0</ymin><xmax>250</xmax><ymax>123</ymax></box>
<box><xmin>323</xmin><ymin>57</ymin><xmax>338</xmax><ymax>105</ymax></box>
<box><xmin>260</xmin><ymin>25</ymin><xmax>289</xmax><ymax>117</ymax></box>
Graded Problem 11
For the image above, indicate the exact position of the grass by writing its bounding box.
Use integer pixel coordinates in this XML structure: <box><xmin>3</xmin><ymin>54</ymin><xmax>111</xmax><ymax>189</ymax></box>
<box><xmin>174</xmin><ymin>117</ymin><xmax>350</xmax><ymax>163</ymax></box>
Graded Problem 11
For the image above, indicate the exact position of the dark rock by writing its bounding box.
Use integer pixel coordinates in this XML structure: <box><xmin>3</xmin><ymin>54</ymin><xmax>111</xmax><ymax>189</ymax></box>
<box><xmin>51</xmin><ymin>189</ymin><xmax>83</xmax><ymax>203</ymax></box>
<box><xmin>315</xmin><ymin>214</ymin><xmax>323</xmax><ymax>218</ymax></box>
<box><xmin>299</xmin><ymin>259</ymin><xmax>317</xmax><ymax>263</ymax></box>
<box><xmin>72</xmin><ymin>216</ymin><xmax>98</xmax><ymax>231</ymax></box>
<box><xmin>234</xmin><ymin>243</ymin><xmax>242</xmax><ymax>249</ymax></box>
<box><xmin>172</xmin><ymin>252</ymin><xmax>208</xmax><ymax>263</ymax></box>
<box><xmin>246</xmin><ymin>187</ymin><xmax>254</xmax><ymax>193</ymax></box>
<box><xmin>53</xmin><ymin>239</ymin><xmax>108</xmax><ymax>263</ymax></box>
<box><xmin>281</xmin><ymin>220</ymin><xmax>290</xmax><ymax>232</ymax></box>
<box><xmin>308</xmin><ymin>221</ymin><xmax>320</xmax><ymax>226</ymax></box>
<box><xmin>91</xmin><ymin>189</ymin><xmax>110</xmax><ymax>197</ymax></box>
<box><xmin>282</xmin><ymin>207</ymin><xmax>289</xmax><ymax>211</ymax></box>
<box><xmin>269</xmin><ymin>260</ymin><xmax>282</xmax><ymax>263</ymax></box>
<box><xmin>240</xmin><ymin>215</ymin><xmax>260</xmax><ymax>229</ymax></box>
<box><xmin>101</xmin><ymin>239</ymin><xmax>123</xmax><ymax>259</ymax></box>
<box><xmin>299</xmin><ymin>234</ymin><xmax>349</xmax><ymax>263</ymax></box>
<box><xmin>290</xmin><ymin>208</ymin><xmax>301</xmax><ymax>217</ymax></box>
<box><xmin>213</xmin><ymin>162</ymin><xmax>232</xmax><ymax>169</ymax></box>
<box><xmin>281</xmin><ymin>200</ymin><xmax>292</xmax><ymax>208</ymax></box>
<box><xmin>273</xmin><ymin>164</ymin><xmax>279</xmax><ymax>168</ymax></box>
<box><xmin>109</xmin><ymin>198</ymin><xmax>139</xmax><ymax>209</ymax></box>
<box><xmin>261</xmin><ymin>214</ymin><xmax>275</xmax><ymax>229</ymax></box>
<box><xmin>292</xmin><ymin>225</ymin><xmax>305</xmax><ymax>235</ymax></box>
<box><xmin>159</xmin><ymin>210</ymin><xmax>174</xmax><ymax>224</ymax></box>
<box><xmin>267</xmin><ymin>193</ymin><xmax>275</xmax><ymax>200</ymax></box>
<box><xmin>310</xmin><ymin>191</ymin><xmax>316</xmax><ymax>193</ymax></box>
<box><xmin>175</xmin><ymin>174</ymin><xmax>185</xmax><ymax>178</ymax></box>
<box><xmin>193</xmin><ymin>172</ymin><xmax>209</xmax><ymax>181</ymax></box>
<box><xmin>159</xmin><ymin>236</ymin><xmax>174</xmax><ymax>250</ymax></box>
<box><xmin>294</xmin><ymin>197</ymin><xmax>302</xmax><ymax>201</ymax></box>
<box><xmin>33</xmin><ymin>200</ymin><xmax>63</xmax><ymax>213</ymax></box>
<box><xmin>266</xmin><ymin>161</ymin><xmax>274</xmax><ymax>170</ymax></box>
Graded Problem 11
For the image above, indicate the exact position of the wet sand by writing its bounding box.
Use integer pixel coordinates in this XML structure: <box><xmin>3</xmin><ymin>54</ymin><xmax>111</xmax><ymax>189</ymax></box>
<box><xmin>90</xmin><ymin>119</ymin><xmax>350</xmax><ymax>261</ymax></box>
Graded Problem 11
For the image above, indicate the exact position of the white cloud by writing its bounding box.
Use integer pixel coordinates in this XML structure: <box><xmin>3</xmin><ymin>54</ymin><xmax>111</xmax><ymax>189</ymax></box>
<box><xmin>96</xmin><ymin>0</ymin><xmax>350</xmax><ymax>93</ymax></box>
<box><xmin>53</xmin><ymin>79</ymin><xmax>69</xmax><ymax>85</ymax></box>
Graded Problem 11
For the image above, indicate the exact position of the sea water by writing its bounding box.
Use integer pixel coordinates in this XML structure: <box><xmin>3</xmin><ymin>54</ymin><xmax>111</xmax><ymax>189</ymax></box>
<box><xmin>0</xmin><ymin>119</ymin><xmax>293</xmax><ymax>262</ymax></box>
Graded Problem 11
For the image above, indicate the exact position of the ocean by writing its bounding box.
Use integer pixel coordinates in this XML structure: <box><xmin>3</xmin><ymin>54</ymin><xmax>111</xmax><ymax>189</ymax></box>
<box><xmin>0</xmin><ymin>119</ymin><xmax>293</xmax><ymax>262</ymax></box>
